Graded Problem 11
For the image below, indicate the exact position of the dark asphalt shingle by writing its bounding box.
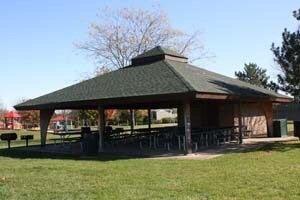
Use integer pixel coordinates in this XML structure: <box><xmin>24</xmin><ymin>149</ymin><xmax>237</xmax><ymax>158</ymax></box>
<box><xmin>133</xmin><ymin>46</ymin><xmax>187</xmax><ymax>59</ymax></box>
<box><xmin>15</xmin><ymin>46</ymin><xmax>290</xmax><ymax>110</ymax></box>
<box><xmin>167</xmin><ymin>60</ymin><xmax>288</xmax><ymax>98</ymax></box>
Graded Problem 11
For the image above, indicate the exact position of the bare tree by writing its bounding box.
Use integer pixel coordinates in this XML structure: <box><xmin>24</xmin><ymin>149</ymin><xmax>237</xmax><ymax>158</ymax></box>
<box><xmin>77</xmin><ymin>6</ymin><xmax>206</xmax><ymax>71</ymax></box>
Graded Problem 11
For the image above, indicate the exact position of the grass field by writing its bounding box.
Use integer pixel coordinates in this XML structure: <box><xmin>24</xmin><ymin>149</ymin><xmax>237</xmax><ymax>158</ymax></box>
<box><xmin>0</xmin><ymin>138</ymin><xmax>299</xmax><ymax>199</ymax></box>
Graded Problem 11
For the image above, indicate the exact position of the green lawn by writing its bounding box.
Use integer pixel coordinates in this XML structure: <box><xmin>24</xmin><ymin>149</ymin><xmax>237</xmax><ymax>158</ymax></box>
<box><xmin>0</xmin><ymin>141</ymin><xmax>299</xmax><ymax>200</ymax></box>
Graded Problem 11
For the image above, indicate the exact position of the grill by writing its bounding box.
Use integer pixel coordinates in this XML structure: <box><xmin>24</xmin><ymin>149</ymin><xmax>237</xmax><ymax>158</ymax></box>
<box><xmin>0</xmin><ymin>133</ymin><xmax>17</xmax><ymax>149</ymax></box>
<box><xmin>21</xmin><ymin>135</ymin><xmax>34</xmax><ymax>147</ymax></box>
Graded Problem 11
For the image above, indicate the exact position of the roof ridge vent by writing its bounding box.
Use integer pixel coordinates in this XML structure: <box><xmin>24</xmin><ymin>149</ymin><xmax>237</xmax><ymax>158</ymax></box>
<box><xmin>131</xmin><ymin>46</ymin><xmax>188</xmax><ymax>66</ymax></box>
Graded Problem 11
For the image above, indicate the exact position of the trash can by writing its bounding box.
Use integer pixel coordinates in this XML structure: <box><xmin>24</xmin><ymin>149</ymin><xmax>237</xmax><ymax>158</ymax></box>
<box><xmin>82</xmin><ymin>133</ymin><xmax>98</xmax><ymax>155</ymax></box>
<box><xmin>294</xmin><ymin>121</ymin><xmax>300</xmax><ymax>137</ymax></box>
<box><xmin>273</xmin><ymin>119</ymin><xmax>288</xmax><ymax>137</ymax></box>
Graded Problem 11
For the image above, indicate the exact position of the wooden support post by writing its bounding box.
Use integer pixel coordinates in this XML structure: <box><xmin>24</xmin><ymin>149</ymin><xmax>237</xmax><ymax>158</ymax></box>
<box><xmin>183</xmin><ymin>101</ymin><xmax>192</xmax><ymax>154</ymax></box>
<box><xmin>260</xmin><ymin>102</ymin><xmax>274</xmax><ymax>137</ymax></box>
<box><xmin>40</xmin><ymin>109</ymin><xmax>54</xmax><ymax>147</ymax></box>
<box><xmin>237</xmin><ymin>102</ymin><xmax>243</xmax><ymax>144</ymax></box>
<box><xmin>98</xmin><ymin>107</ymin><xmax>105</xmax><ymax>153</ymax></box>
<box><xmin>294</xmin><ymin>121</ymin><xmax>300</xmax><ymax>137</ymax></box>
<box><xmin>147</xmin><ymin>108</ymin><xmax>151</xmax><ymax>130</ymax></box>
<box><xmin>177</xmin><ymin>104</ymin><xmax>184</xmax><ymax>128</ymax></box>
<box><xmin>130</xmin><ymin>109</ymin><xmax>135</xmax><ymax>134</ymax></box>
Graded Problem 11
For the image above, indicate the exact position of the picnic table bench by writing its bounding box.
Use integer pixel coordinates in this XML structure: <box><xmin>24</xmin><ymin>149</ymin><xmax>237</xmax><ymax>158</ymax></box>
<box><xmin>50</xmin><ymin>131</ymin><xmax>82</xmax><ymax>146</ymax></box>
<box><xmin>49</xmin><ymin>137</ymin><xmax>81</xmax><ymax>145</ymax></box>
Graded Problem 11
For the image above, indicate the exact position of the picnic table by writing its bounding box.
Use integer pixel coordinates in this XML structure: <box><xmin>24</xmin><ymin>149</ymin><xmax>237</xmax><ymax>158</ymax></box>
<box><xmin>191</xmin><ymin>126</ymin><xmax>240</xmax><ymax>149</ymax></box>
<box><xmin>105</xmin><ymin>126</ymin><xmax>178</xmax><ymax>150</ymax></box>
<box><xmin>50</xmin><ymin>131</ymin><xmax>82</xmax><ymax>145</ymax></box>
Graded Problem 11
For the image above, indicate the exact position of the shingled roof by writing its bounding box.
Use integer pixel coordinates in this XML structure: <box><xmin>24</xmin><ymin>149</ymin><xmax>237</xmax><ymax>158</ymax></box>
<box><xmin>15</xmin><ymin>46</ymin><xmax>291</xmax><ymax>110</ymax></box>
<box><xmin>133</xmin><ymin>46</ymin><xmax>187</xmax><ymax>59</ymax></box>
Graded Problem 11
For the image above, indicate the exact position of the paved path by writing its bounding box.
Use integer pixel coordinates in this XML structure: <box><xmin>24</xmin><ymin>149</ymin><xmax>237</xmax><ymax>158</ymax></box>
<box><xmin>243</xmin><ymin>136</ymin><xmax>299</xmax><ymax>144</ymax></box>
<box><xmin>153</xmin><ymin>136</ymin><xmax>299</xmax><ymax>160</ymax></box>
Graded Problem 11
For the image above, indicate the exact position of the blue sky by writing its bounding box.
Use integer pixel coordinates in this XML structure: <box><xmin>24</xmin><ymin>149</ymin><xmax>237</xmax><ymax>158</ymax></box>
<box><xmin>0</xmin><ymin>0</ymin><xmax>299</xmax><ymax>109</ymax></box>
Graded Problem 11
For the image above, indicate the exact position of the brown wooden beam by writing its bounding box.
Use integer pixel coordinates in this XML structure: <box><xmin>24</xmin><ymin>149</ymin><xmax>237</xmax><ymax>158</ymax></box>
<box><xmin>15</xmin><ymin>93</ymin><xmax>194</xmax><ymax>111</ymax></box>
<box><xmin>98</xmin><ymin>106</ymin><xmax>105</xmax><ymax>153</ymax></box>
<box><xmin>260</xmin><ymin>102</ymin><xmax>274</xmax><ymax>137</ymax></box>
<box><xmin>195</xmin><ymin>93</ymin><xmax>231</xmax><ymax>100</ymax></box>
<box><xmin>183</xmin><ymin>101</ymin><xmax>192</xmax><ymax>154</ymax></box>
<box><xmin>237</xmin><ymin>102</ymin><xmax>243</xmax><ymax>144</ymax></box>
<box><xmin>272</xmin><ymin>97</ymin><xmax>293</xmax><ymax>103</ymax></box>
<box><xmin>147</xmin><ymin>108</ymin><xmax>151</xmax><ymax>129</ymax></box>
<box><xmin>130</xmin><ymin>109</ymin><xmax>135</xmax><ymax>134</ymax></box>
<box><xmin>40</xmin><ymin>109</ymin><xmax>54</xmax><ymax>147</ymax></box>
<box><xmin>196</xmin><ymin>93</ymin><xmax>293</xmax><ymax>104</ymax></box>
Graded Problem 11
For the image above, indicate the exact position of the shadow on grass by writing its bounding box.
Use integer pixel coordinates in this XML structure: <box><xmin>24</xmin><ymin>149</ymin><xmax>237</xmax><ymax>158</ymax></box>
<box><xmin>252</xmin><ymin>142</ymin><xmax>300</xmax><ymax>152</ymax></box>
<box><xmin>0</xmin><ymin>143</ymin><xmax>188</xmax><ymax>162</ymax></box>
<box><xmin>0</xmin><ymin>142</ymin><xmax>299</xmax><ymax>162</ymax></box>
<box><xmin>222</xmin><ymin>141</ymin><xmax>300</xmax><ymax>155</ymax></box>
<box><xmin>0</xmin><ymin>146</ymin><xmax>144</xmax><ymax>162</ymax></box>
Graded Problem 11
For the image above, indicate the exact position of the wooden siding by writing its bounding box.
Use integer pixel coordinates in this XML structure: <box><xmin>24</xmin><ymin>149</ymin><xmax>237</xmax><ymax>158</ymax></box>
<box><xmin>190</xmin><ymin>101</ymin><xmax>272</xmax><ymax>137</ymax></box>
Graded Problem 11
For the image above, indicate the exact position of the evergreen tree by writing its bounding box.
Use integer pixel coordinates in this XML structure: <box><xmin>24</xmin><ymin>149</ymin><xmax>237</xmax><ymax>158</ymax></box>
<box><xmin>235</xmin><ymin>63</ymin><xmax>275</xmax><ymax>90</ymax></box>
<box><xmin>271</xmin><ymin>9</ymin><xmax>300</xmax><ymax>100</ymax></box>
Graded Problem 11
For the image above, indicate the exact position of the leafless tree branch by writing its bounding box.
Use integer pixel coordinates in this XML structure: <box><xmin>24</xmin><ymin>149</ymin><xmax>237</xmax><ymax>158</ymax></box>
<box><xmin>76</xmin><ymin>6</ymin><xmax>210</xmax><ymax>72</ymax></box>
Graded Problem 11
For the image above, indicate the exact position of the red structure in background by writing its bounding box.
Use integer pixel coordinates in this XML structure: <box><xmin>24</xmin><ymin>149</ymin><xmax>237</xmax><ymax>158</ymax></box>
<box><xmin>50</xmin><ymin>114</ymin><xmax>75</xmax><ymax>131</ymax></box>
<box><xmin>4</xmin><ymin>111</ymin><xmax>21</xmax><ymax>130</ymax></box>
<box><xmin>51</xmin><ymin>114</ymin><xmax>66</xmax><ymax>122</ymax></box>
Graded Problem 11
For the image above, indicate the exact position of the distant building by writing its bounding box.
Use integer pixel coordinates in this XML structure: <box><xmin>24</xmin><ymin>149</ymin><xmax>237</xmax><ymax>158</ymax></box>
<box><xmin>152</xmin><ymin>109</ymin><xmax>177</xmax><ymax>121</ymax></box>
<box><xmin>50</xmin><ymin>114</ymin><xmax>75</xmax><ymax>131</ymax></box>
